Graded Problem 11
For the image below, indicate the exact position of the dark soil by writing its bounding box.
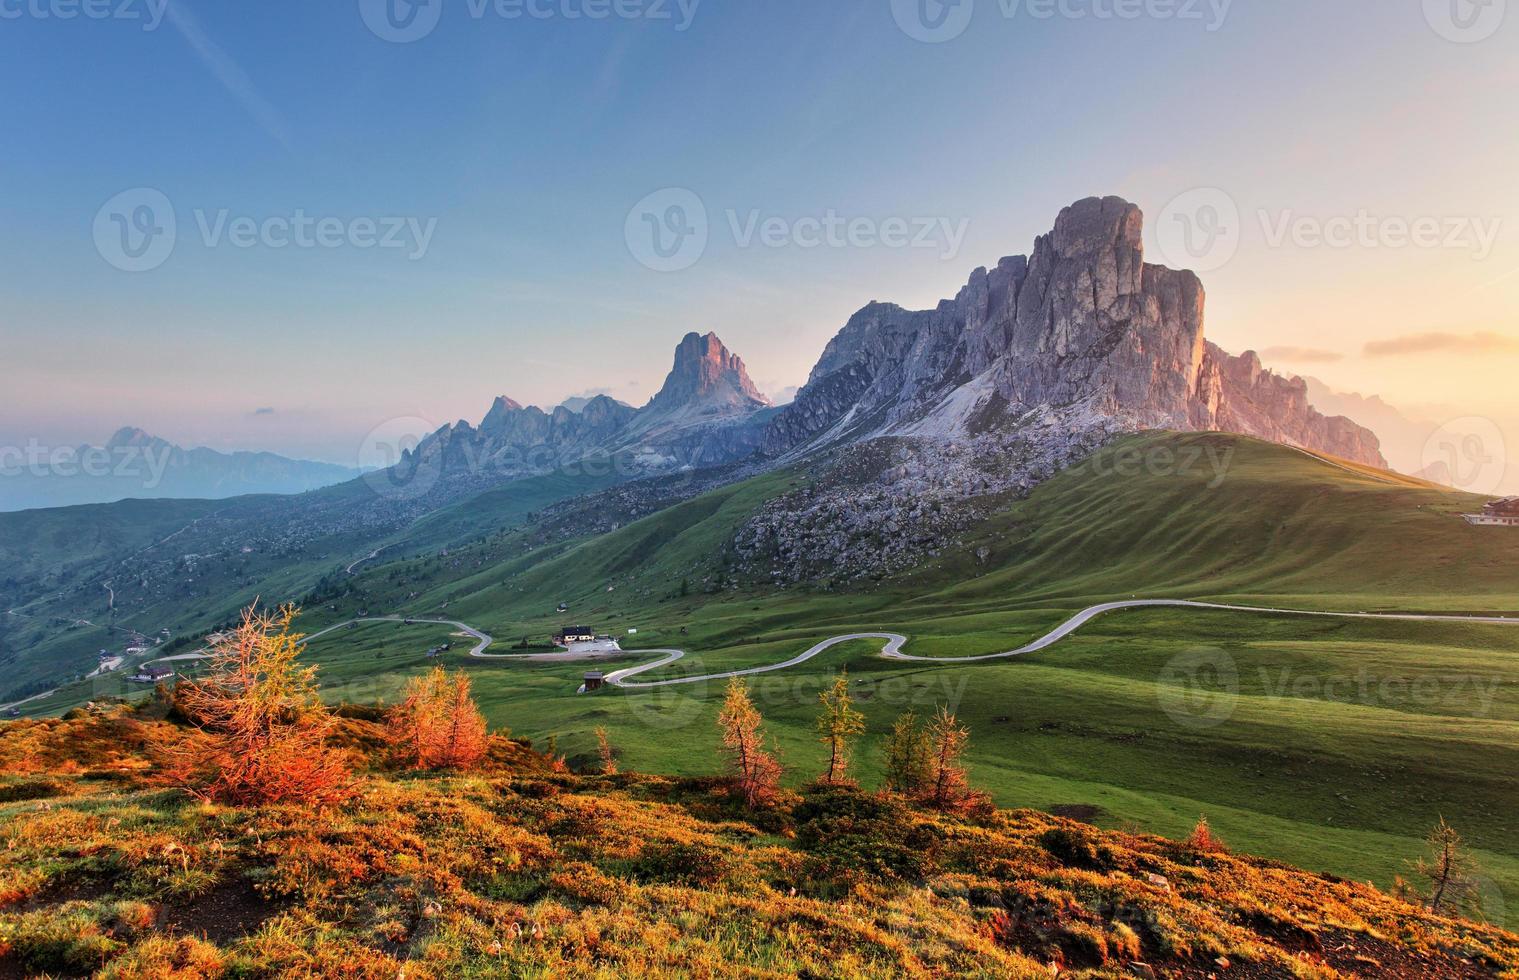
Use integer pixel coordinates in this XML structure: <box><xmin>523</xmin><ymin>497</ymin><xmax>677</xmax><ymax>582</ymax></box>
<box><xmin>156</xmin><ymin>876</ymin><xmax>285</xmax><ymax>944</ymax></box>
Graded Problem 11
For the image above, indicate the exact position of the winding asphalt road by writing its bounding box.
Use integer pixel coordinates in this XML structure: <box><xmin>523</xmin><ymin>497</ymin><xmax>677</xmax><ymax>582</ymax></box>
<box><xmin>301</xmin><ymin>616</ymin><xmax>494</xmax><ymax>655</ymax></box>
<box><xmin>588</xmin><ymin>599</ymin><xmax>1517</xmax><ymax>689</ymax></box>
<box><xmin>286</xmin><ymin>601</ymin><xmax>1516</xmax><ymax>694</ymax></box>
<box><xmin>15</xmin><ymin>601</ymin><xmax>1505</xmax><ymax>714</ymax></box>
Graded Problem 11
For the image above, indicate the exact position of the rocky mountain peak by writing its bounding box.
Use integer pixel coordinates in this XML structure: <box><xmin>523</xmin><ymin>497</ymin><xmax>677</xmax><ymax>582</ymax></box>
<box><xmin>644</xmin><ymin>331</ymin><xmax>771</xmax><ymax>416</ymax></box>
<box><xmin>764</xmin><ymin>195</ymin><xmax>1386</xmax><ymax>468</ymax></box>
<box><xmin>481</xmin><ymin>396</ymin><xmax>526</xmax><ymax>427</ymax></box>
<box><xmin>106</xmin><ymin>426</ymin><xmax>165</xmax><ymax>449</ymax></box>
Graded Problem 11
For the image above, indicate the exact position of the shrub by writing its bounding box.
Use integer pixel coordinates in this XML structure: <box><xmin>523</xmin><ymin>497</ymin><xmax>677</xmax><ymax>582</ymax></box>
<box><xmin>815</xmin><ymin>670</ymin><xmax>865</xmax><ymax>786</ymax></box>
<box><xmin>793</xmin><ymin>786</ymin><xmax>940</xmax><ymax>887</ymax></box>
<box><xmin>925</xmin><ymin>707</ymin><xmax>989</xmax><ymax>814</ymax></box>
<box><xmin>596</xmin><ymin>726</ymin><xmax>618</xmax><ymax>776</ymax></box>
<box><xmin>1039</xmin><ymin>826</ymin><xmax>1115</xmax><ymax>871</ymax></box>
<box><xmin>881</xmin><ymin>710</ymin><xmax>932</xmax><ymax>795</ymax></box>
<box><xmin>1411</xmin><ymin>816</ymin><xmax>1482</xmax><ymax>918</ymax></box>
<box><xmin>1184</xmin><ymin>816</ymin><xmax>1227</xmax><ymax>854</ymax></box>
<box><xmin>632</xmin><ymin>842</ymin><xmax>731</xmax><ymax>887</ymax></box>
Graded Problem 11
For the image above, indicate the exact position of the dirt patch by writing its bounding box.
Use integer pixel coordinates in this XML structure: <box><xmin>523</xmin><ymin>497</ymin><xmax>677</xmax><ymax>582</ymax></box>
<box><xmin>7</xmin><ymin>874</ymin><xmax>114</xmax><ymax>912</ymax></box>
<box><xmin>0</xmin><ymin>956</ymin><xmax>34</xmax><ymax>980</ymax></box>
<box><xmin>157</xmin><ymin>876</ymin><xmax>285</xmax><ymax>944</ymax></box>
<box><xmin>1309</xmin><ymin>927</ymin><xmax>1501</xmax><ymax>979</ymax></box>
<box><xmin>1047</xmin><ymin>804</ymin><xmax>1104</xmax><ymax>824</ymax></box>
<box><xmin>0</xmin><ymin>778</ymin><xmax>72</xmax><ymax>803</ymax></box>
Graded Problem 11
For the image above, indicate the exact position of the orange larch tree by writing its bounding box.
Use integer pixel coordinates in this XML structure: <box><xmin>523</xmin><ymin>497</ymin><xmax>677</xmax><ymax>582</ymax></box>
<box><xmin>926</xmin><ymin>706</ymin><xmax>979</xmax><ymax>813</ymax></box>
<box><xmin>388</xmin><ymin>667</ymin><xmax>488</xmax><ymax>770</ymax></box>
<box><xmin>717</xmin><ymin>677</ymin><xmax>782</xmax><ymax>807</ymax></box>
<box><xmin>169</xmin><ymin>604</ymin><xmax>351</xmax><ymax>806</ymax></box>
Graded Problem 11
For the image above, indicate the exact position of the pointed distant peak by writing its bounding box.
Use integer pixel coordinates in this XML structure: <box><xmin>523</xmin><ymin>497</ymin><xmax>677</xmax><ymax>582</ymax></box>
<box><xmin>479</xmin><ymin>395</ymin><xmax>533</xmax><ymax>431</ymax></box>
<box><xmin>106</xmin><ymin>426</ymin><xmax>169</xmax><ymax>449</ymax></box>
<box><xmin>647</xmin><ymin>331</ymin><xmax>771</xmax><ymax>415</ymax></box>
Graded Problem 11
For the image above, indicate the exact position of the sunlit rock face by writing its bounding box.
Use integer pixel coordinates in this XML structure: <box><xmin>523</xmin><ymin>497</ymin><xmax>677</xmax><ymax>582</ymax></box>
<box><xmin>765</xmin><ymin>195</ymin><xmax>1385</xmax><ymax>468</ymax></box>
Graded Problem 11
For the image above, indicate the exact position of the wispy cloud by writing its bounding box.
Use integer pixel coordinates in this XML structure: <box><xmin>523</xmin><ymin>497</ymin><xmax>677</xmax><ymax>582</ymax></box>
<box><xmin>1259</xmin><ymin>346</ymin><xmax>1344</xmax><ymax>364</ymax></box>
<box><xmin>166</xmin><ymin>2</ymin><xmax>292</xmax><ymax>149</ymax></box>
<box><xmin>252</xmin><ymin>407</ymin><xmax>276</xmax><ymax>416</ymax></box>
<box><xmin>1364</xmin><ymin>331</ymin><xmax>1519</xmax><ymax>357</ymax></box>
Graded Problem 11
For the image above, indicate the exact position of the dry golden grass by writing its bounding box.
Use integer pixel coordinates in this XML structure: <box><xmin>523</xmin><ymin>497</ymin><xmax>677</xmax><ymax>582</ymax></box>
<box><xmin>2</xmin><ymin>707</ymin><xmax>1516</xmax><ymax>978</ymax></box>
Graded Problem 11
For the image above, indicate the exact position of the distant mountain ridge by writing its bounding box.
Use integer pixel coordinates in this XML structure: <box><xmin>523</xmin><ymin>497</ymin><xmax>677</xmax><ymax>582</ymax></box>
<box><xmin>404</xmin><ymin>331</ymin><xmax>777</xmax><ymax>480</ymax></box>
<box><xmin>394</xmin><ymin>197</ymin><xmax>1386</xmax><ymax>501</ymax></box>
<box><xmin>0</xmin><ymin>427</ymin><xmax>362</xmax><ymax>513</ymax></box>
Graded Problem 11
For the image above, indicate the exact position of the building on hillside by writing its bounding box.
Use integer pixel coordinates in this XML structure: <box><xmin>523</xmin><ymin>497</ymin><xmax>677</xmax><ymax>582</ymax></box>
<box><xmin>583</xmin><ymin>671</ymin><xmax>606</xmax><ymax>692</ymax></box>
<box><xmin>554</xmin><ymin>626</ymin><xmax>598</xmax><ymax>647</ymax></box>
<box><xmin>1463</xmin><ymin>498</ymin><xmax>1519</xmax><ymax>527</ymax></box>
<box><xmin>129</xmin><ymin>664</ymin><xmax>174</xmax><ymax>684</ymax></box>
<box><xmin>554</xmin><ymin>626</ymin><xmax>623</xmax><ymax>655</ymax></box>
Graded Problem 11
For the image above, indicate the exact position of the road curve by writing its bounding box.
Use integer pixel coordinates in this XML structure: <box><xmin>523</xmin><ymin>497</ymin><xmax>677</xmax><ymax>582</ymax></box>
<box><xmin>592</xmin><ymin>599</ymin><xmax>1518</xmax><ymax>690</ymax></box>
<box><xmin>301</xmin><ymin>616</ymin><xmax>494</xmax><ymax>656</ymax></box>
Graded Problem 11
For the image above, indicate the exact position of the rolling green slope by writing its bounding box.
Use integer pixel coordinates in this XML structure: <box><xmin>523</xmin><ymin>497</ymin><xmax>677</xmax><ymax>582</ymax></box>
<box><xmin>0</xmin><ymin>496</ymin><xmax>233</xmax><ymax>589</ymax></box>
<box><xmin>0</xmin><ymin>466</ymin><xmax>638</xmax><ymax>701</ymax></box>
<box><xmin>921</xmin><ymin>431</ymin><xmax>1516</xmax><ymax>608</ymax></box>
<box><xmin>14</xmin><ymin>432</ymin><xmax>1519</xmax><ymax>918</ymax></box>
<box><xmin>315</xmin><ymin>432</ymin><xmax>1518</xmax><ymax>644</ymax></box>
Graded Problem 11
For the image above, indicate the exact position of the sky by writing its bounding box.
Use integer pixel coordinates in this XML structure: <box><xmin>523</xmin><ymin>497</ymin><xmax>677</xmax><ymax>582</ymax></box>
<box><xmin>2</xmin><ymin>0</ymin><xmax>1516</xmax><ymax>473</ymax></box>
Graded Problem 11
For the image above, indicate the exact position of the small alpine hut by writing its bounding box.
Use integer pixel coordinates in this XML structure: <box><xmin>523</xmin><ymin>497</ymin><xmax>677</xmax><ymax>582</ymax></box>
<box><xmin>583</xmin><ymin>671</ymin><xmax>606</xmax><ymax>692</ymax></box>
<box><xmin>554</xmin><ymin>626</ymin><xmax>597</xmax><ymax>648</ymax></box>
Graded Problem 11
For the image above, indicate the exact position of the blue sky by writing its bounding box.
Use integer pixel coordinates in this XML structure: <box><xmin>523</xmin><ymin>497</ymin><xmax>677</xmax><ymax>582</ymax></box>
<box><xmin>2</xmin><ymin>0</ymin><xmax>1515</xmax><ymax>464</ymax></box>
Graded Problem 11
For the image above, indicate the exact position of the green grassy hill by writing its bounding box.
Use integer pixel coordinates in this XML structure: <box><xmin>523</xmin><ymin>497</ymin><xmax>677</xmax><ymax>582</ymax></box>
<box><xmin>295</xmin><ymin>432</ymin><xmax>1517</xmax><ymax>641</ymax></box>
<box><xmin>0</xmin><ymin>466</ymin><xmax>634</xmax><ymax>703</ymax></box>
<box><xmin>14</xmin><ymin>432</ymin><xmax>1519</xmax><ymax>921</ymax></box>
<box><xmin>237</xmin><ymin>431</ymin><xmax>1519</xmax><ymax>920</ymax></box>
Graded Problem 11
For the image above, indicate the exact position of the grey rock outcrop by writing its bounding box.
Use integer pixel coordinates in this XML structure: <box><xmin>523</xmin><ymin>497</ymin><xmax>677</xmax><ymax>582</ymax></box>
<box><xmin>764</xmin><ymin>196</ymin><xmax>1386</xmax><ymax>467</ymax></box>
